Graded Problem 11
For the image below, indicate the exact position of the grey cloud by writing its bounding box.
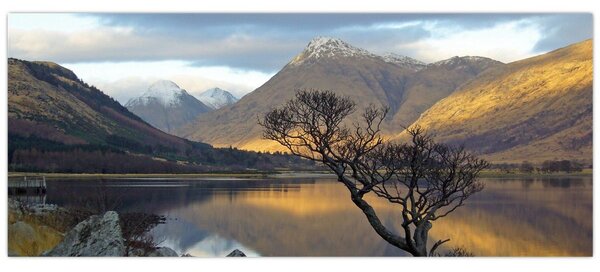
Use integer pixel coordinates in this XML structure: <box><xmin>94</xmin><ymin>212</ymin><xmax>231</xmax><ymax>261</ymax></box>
<box><xmin>334</xmin><ymin>23</ymin><xmax>433</xmax><ymax>56</ymax></box>
<box><xmin>8</xmin><ymin>28</ymin><xmax>301</xmax><ymax>72</ymax></box>
<box><xmin>92</xmin><ymin>13</ymin><xmax>538</xmax><ymax>34</ymax></box>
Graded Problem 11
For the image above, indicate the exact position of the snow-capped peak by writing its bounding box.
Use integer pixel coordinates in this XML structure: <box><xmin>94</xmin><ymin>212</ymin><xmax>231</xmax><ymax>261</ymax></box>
<box><xmin>127</xmin><ymin>80</ymin><xmax>185</xmax><ymax>107</ymax></box>
<box><xmin>148</xmin><ymin>80</ymin><xmax>181</xmax><ymax>93</ymax></box>
<box><xmin>289</xmin><ymin>36</ymin><xmax>377</xmax><ymax>65</ymax></box>
<box><xmin>197</xmin><ymin>87</ymin><xmax>239</xmax><ymax>109</ymax></box>
<box><xmin>381</xmin><ymin>53</ymin><xmax>427</xmax><ymax>71</ymax></box>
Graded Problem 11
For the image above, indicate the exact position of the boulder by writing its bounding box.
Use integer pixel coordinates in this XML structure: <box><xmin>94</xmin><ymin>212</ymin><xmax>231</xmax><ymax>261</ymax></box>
<box><xmin>44</xmin><ymin>211</ymin><xmax>125</xmax><ymax>256</ymax></box>
<box><xmin>147</xmin><ymin>247</ymin><xmax>179</xmax><ymax>257</ymax></box>
<box><xmin>226</xmin><ymin>249</ymin><xmax>247</xmax><ymax>257</ymax></box>
<box><xmin>129</xmin><ymin>247</ymin><xmax>179</xmax><ymax>257</ymax></box>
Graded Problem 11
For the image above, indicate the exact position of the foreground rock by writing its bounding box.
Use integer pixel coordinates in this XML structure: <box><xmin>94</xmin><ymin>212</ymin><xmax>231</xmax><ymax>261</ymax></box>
<box><xmin>226</xmin><ymin>249</ymin><xmax>247</xmax><ymax>257</ymax></box>
<box><xmin>147</xmin><ymin>247</ymin><xmax>179</xmax><ymax>257</ymax></box>
<box><xmin>44</xmin><ymin>211</ymin><xmax>125</xmax><ymax>256</ymax></box>
<box><xmin>9</xmin><ymin>200</ymin><xmax>179</xmax><ymax>257</ymax></box>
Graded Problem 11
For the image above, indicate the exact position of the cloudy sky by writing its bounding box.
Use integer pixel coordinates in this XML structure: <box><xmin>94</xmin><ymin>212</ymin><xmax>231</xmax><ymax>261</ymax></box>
<box><xmin>8</xmin><ymin>13</ymin><xmax>593</xmax><ymax>103</ymax></box>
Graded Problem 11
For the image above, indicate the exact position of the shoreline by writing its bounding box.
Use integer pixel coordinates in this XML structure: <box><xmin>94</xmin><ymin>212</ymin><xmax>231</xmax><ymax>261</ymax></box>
<box><xmin>7</xmin><ymin>170</ymin><xmax>335</xmax><ymax>180</ymax></box>
<box><xmin>8</xmin><ymin>170</ymin><xmax>591</xmax><ymax>180</ymax></box>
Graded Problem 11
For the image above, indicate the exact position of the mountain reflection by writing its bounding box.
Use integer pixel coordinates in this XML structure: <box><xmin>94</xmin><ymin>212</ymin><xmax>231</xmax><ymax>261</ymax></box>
<box><xmin>40</xmin><ymin>176</ymin><xmax>592</xmax><ymax>256</ymax></box>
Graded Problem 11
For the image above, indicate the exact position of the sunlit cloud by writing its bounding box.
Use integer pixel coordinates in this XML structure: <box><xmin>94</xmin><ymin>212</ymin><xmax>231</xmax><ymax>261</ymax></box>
<box><xmin>404</xmin><ymin>20</ymin><xmax>543</xmax><ymax>63</ymax></box>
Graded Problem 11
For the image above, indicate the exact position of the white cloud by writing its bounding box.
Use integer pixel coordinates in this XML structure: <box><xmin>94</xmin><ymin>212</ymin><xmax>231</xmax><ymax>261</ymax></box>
<box><xmin>8</xmin><ymin>13</ymin><xmax>101</xmax><ymax>32</ymax></box>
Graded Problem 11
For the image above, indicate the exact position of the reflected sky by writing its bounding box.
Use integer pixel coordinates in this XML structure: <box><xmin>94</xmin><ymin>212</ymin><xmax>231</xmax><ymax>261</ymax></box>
<box><xmin>35</xmin><ymin>176</ymin><xmax>592</xmax><ymax>256</ymax></box>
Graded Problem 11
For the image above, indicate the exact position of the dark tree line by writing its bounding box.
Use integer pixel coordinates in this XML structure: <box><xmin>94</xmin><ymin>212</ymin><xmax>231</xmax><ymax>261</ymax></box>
<box><xmin>9</xmin><ymin>148</ymin><xmax>204</xmax><ymax>173</ymax></box>
<box><xmin>9</xmin><ymin>133</ymin><xmax>316</xmax><ymax>173</ymax></box>
<box><xmin>540</xmin><ymin>160</ymin><xmax>584</xmax><ymax>173</ymax></box>
<box><xmin>260</xmin><ymin>90</ymin><xmax>487</xmax><ymax>256</ymax></box>
<box><xmin>492</xmin><ymin>160</ymin><xmax>586</xmax><ymax>174</ymax></box>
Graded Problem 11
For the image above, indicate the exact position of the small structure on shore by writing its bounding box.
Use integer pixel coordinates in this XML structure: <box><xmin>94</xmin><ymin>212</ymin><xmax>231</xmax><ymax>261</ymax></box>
<box><xmin>8</xmin><ymin>176</ymin><xmax>47</xmax><ymax>205</ymax></box>
<box><xmin>8</xmin><ymin>176</ymin><xmax>47</xmax><ymax>194</ymax></box>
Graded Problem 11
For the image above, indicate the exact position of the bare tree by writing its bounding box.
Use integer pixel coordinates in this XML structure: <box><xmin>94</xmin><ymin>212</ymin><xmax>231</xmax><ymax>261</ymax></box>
<box><xmin>259</xmin><ymin>89</ymin><xmax>488</xmax><ymax>257</ymax></box>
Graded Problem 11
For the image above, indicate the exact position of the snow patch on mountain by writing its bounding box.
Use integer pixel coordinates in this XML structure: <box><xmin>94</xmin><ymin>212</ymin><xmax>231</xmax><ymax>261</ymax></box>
<box><xmin>430</xmin><ymin>56</ymin><xmax>499</xmax><ymax>67</ymax></box>
<box><xmin>381</xmin><ymin>53</ymin><xmax>427</xmax><ymax>71</ymax></box>
<box><xmin>197</xmin><ymin>87</ymin><xmax>239</xmax><ymax>109</ymax></box>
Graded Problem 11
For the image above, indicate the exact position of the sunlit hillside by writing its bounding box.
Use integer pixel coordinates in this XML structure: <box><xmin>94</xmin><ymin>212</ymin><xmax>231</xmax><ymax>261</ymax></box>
<box><xmin>400</xmin><ymin>39</ymin><xmax>592</xmax><ymax>164</ymax></box>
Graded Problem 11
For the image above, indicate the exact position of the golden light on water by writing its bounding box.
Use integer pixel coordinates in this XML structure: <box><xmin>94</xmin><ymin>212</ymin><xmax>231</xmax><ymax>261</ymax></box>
<box><xmin>154</xmin><ymin>177</ymin><xmax>591</xmax><ymax>256</ymax></box>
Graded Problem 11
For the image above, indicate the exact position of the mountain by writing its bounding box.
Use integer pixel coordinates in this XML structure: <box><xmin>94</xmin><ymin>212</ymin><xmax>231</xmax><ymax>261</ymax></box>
<box><xmin>401</xmin><ymin>39</ymin><xmax>593</xmax><ymax>164</ymax></box>
<box><xmin>176</xmin><ymin>37</ymin><xmax>502</xmax><ymax>151</ymax></box>
<box><xmin>125</xmin><ymin>80</ymin><xmax>212</xmax><ymax>133</ymax></box>
<box><xmin>197</xmin><ymin>87</ymin><xmax>239</xmax><ymax>109</ymax></box>
<box><xmin>176</xmin><ymin>37</ymin><xmax>419</xmax><ymax>150</ymax></box>
<box><xmin>7</xmin><ymin>59</ymin><xmax>313</xmax><ymax>173</ymax></box>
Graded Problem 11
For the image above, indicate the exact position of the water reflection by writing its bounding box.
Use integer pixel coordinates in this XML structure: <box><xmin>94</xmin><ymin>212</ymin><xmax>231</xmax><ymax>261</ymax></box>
<box><xmin>33</xmin><ymin>176</ymin><xmax>592</xmax><ymax>256</ymax></box>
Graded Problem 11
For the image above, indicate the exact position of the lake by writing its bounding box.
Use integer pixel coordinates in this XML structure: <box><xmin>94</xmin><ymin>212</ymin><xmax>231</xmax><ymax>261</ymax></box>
<box><xmin>18</xmin><ymin>175</ymin><xmax>593</xmax><ymax>256</ymax></box>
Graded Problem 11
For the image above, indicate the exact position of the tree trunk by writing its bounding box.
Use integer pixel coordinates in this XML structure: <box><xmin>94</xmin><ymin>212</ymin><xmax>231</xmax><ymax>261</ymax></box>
<box><xmin>412</xmin><ymin>221</ymin><xmax>432</xmax><ymax>256</ymax></box>
<box><xmin>349</xmin><ymin>194</ymin><xmax>422</xmax><ymax>256</ymax></box>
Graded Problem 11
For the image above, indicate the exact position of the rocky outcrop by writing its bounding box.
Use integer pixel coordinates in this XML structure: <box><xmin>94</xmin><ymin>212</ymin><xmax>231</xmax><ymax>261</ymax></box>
<box><xmin>130</xmin><ymin>246</ymin><xmax>179</xmax><ymax>257</ymax></box>
<box><xmin>44</xmin><ymin>211</ymin><xmax>125</xmax><ymax>256</ymax></box>
<box><xmin>147</xmin><ymin>247</ymin><xmax>179</xmax><ymax>257</ymax></box>
<box><xmin>226</xmin><ymin>249</ymin><xmax>247</xmax><ymax>257</ymax></box>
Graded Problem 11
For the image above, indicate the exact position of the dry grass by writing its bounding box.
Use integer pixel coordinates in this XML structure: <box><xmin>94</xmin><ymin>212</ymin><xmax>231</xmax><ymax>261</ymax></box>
<box><xmin>7</xmin><ymin>207</ymin><xmax>67</xmax><ymax>256</ymax></box>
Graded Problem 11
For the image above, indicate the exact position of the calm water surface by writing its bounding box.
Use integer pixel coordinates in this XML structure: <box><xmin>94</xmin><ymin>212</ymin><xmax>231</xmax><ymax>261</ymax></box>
<box><xmin>28</xmin><ymin>176</ymin><xmax>593</xmax><ymax>256</ymax></box>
